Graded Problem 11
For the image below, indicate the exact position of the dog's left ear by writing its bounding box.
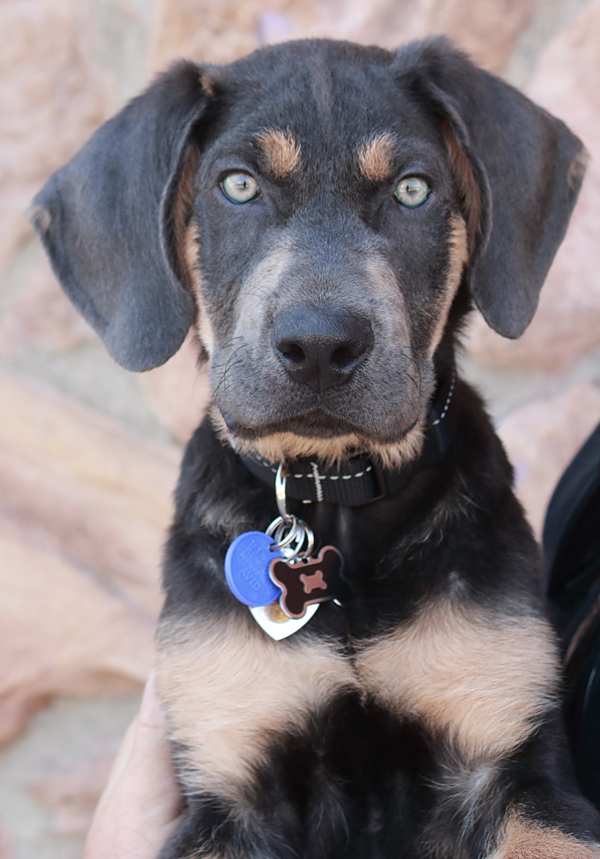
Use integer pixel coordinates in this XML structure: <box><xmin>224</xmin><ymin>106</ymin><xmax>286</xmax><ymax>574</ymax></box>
<box><xmin>394</xmin><ymin>38</ymin><xmax>587</xmax><ymax>338</ymax></box>
<box><xmin>28</xmin><ymin>61</ymin><xmax>211</xmax><ymax>371</ymax></box>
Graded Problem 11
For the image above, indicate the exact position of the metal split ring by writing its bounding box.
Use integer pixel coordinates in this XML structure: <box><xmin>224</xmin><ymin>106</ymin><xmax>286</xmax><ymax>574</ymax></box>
<box><xmin>267</xmin><ymin>464</ymin><xmax>315</xmax><ymax>561</ymax></box>
<box><xmin>266</xmin><ymin>515</ymin><xmax>301</xmax><ymax>549</ymax></box>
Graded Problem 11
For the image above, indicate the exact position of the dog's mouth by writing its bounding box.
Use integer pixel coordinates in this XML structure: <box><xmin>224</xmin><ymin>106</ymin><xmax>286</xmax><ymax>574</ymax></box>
<box><xmin>209</xmin><ymin>335</ymin><xmax>432</xmax><ymax>464</ymax></box>
<box><xmin>213</xmin><ymin>399</ymin><xmax>428</xmax><ymax>470</ymax></box>
<box><xmin>220</xmin><ymin>408</ymin><xmax>379</xmax><ymax>440</ymax></box>
<box><xmin>215</xmin><ymin>403</ymin><xmax>431</xmax><ymax>473</ymax></box>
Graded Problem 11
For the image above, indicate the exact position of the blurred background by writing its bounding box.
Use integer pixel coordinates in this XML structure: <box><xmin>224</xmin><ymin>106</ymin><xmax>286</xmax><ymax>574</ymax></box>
<box><xmin>1</xmin><ymin>0</ymin><xmax>600</xmax><ymax>855</ymax></box>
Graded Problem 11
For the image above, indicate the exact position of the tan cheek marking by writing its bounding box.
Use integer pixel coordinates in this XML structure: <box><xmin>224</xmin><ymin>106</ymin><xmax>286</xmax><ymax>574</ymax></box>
<box><xmin>173</xmin><ymin>143</ymin><xmax>200</xmax><ymax>279</ymax></box>
<box><xmin>183</xmin><ymin>221</ymin><xmax>202</xmax><ymax>293</ymax></box>
<box><xmin>357</xmin><ymin>133</ymin><xmax>397</xmax><ymax>184</ymax></box>
<box><xmin>255</xmin><ymin>129</ymin><xmax>301</xmax><ymax>178</ymax></box>
<box><xmin>184</xmin><ymin>222</ymin><xmax>215</xmax><ymax>357</ymax></box>
<box><xmin>355</xmin><ymin>600</ymin><xmax>559</xmax><ymax>762</ymax></box>
<box><xmin>196</xmin><ymin>295</ymin><xmax>215</xmax><ymax>357</ymax></box>
<box><xmin>488</xmin><ymin>815</ymin><xmax>600</xmax><ymax>859</ymax></box>
<box><xmin>156</xmin><ymin>616</ymin><xmax>357</xmax><ymax>797</ymax></box>
<box><xmin>428</xmin><ymin>214</ymin><xmax>469</xmax><ymax>358</ymax></box>
<box><xmin>442</xmin><ymin>121</ymin><xmax>482</xmax><ymax>251</ymax></box>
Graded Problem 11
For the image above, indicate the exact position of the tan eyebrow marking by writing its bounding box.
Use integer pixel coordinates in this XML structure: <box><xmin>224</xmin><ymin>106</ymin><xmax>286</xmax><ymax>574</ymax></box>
<box><xmin>357</xmin><ymin>133</ymin><xmax>398</xmax><ymax>183</ymax></box>
<box><xmin>255</xmin><ymin>129</ymin><xmax>301</xmax><ymax>178</ymax></box>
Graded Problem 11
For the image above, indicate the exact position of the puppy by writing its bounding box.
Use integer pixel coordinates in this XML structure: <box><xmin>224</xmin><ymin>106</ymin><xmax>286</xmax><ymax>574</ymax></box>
<box><xmin>31</xmin><ymin>37</ymin><xmax>600</xmax><ymax>859</ymax></box>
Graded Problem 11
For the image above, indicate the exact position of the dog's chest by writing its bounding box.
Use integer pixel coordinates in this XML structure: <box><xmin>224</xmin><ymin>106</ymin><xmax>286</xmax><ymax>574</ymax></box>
<box><xmin>156</xmin><ymin>595</ymin><xmax>557</xmax><ymax>800</ymax></box>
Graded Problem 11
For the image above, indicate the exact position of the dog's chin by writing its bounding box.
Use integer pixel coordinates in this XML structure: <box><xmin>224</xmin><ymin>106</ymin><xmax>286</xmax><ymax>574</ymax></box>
<box><xmin>209</xmin><ymin>404</ymin><xmax>426</xmax><ymax>468</ymax></box>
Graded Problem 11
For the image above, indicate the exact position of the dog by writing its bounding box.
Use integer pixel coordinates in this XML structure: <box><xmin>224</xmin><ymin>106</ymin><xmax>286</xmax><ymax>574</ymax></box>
<box><xmin>30</xmin><ymin>36</ymin><xmax>600</xmax><ymax>859</ymax></box>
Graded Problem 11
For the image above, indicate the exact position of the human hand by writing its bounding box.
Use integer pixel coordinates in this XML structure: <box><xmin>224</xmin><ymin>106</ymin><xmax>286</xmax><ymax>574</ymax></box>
<box><xmin>84</xmin><ymin>671</ymin><xmax>183</xmax><ymax>859</ymax></box>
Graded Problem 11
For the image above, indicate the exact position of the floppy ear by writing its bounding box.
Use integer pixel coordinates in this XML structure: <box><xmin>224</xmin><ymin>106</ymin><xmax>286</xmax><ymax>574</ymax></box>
<box><xmin>394</xmin><ymin>38</ymin><xmax>587</xmax><ymax>338</ymax></box>
<box><xmin>29</xmin><ymin>61</ymin><xmax>210</xmax><ymax>371</ymax></box>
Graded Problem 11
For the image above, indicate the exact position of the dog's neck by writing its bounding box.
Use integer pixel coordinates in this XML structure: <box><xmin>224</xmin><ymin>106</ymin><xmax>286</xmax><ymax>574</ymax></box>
<box><xmin>240</xmin><ymin>371</ymin><xmax>457</xmax><ymax>507</ymax></box>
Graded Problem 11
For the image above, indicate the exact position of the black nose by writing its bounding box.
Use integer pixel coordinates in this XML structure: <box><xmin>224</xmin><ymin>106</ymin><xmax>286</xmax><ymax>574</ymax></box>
<box><xmin>272</xmin><ymin>306</ymin><xmax>374</xmax><ymax>394</ymax></box>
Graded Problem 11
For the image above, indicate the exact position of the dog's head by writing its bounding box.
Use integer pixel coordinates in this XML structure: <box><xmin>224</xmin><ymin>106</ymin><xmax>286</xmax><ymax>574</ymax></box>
<box><xmin>30</xmin><ymin>39</ymin><xmax>586</xmax><ymax>464</ymax></box>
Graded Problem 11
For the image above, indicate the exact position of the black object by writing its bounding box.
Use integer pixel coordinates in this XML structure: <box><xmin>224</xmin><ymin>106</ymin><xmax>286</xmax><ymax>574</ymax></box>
<box><xmin>269</xmin><ymin>545</ymin><xmax>348</xmax><ymax>618</ymax></box>
<box><xmin>544</xmin><ymin>421</ymin><xmax>600</xmax><ymax>810</ymax></box>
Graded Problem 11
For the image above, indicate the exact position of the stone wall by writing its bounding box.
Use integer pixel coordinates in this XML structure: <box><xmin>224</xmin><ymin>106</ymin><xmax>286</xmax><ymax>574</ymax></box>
<box><xmin>1</xmin><ymin>0</ymin><xmax>600</xmax><ymax>855</ymax></box>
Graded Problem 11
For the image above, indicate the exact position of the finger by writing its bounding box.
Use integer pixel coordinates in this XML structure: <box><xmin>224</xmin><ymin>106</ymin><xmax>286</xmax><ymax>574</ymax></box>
<box><xmin>84</xmin><ymin>671</ymin><xmax>183</xmax><ymax>859</ymax></box>
<box><xmin>122</xmin><ymin>671</ymin><xmax>183</xmax><ymax>821</ymax></box>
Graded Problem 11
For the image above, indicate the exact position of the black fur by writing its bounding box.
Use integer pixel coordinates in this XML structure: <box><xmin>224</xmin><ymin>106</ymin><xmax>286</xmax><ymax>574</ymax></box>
<box><xmin>159</xmin><ymin>382</ymin><xmax>600</xmax><ymax>857</ymax></box>
<box><xmin>30</xmin><ymin>37</ymin><xmax>599</xmax><ymax>859</ymax></box>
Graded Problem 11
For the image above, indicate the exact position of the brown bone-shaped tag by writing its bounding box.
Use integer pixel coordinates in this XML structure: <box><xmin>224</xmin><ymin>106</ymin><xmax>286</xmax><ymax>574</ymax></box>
<box><xmin>269</xmin><ymin>546</ymin><xmax>344</xmax><ymax>619</ymax></box>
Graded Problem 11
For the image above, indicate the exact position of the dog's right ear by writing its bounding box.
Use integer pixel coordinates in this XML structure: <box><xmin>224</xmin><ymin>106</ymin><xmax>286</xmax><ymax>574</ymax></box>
<box><xmin>29</xmin><ymin>62</ymin><xmax>212</xmax><ymax>371</ymax></box>
<box><xmin>392</xmin><ymin>38</ymin><xmax>586</xmax><ymax>341</ymax></box>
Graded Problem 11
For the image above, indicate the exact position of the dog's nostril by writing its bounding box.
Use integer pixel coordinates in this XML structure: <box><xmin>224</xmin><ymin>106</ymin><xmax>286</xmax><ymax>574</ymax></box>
<box><xmin>331</xmin><ymin>345</ymin><xmax>358</xmax><ymax>369</ymax></box>
<box><xmin>280</xmin><ymin>343</ymin><xmax>306</xmax><ymax>366</ymax></box>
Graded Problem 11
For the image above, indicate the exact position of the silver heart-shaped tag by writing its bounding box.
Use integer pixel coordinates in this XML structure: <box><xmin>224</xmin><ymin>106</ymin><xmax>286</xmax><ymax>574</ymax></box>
<box><xmin>249</xmin><ymin>602</ymin><xmax>319</xmax><ymax>640</ymax></box>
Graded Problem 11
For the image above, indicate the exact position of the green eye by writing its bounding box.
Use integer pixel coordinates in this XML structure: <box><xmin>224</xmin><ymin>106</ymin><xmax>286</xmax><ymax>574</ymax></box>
<box><xmin>221</xmin><ymin>172</ymin><xmax>260</xmax><ymax>204</ymax></box>
<box><xmin>394</xmin><ymin>176</ymin><xmax>430</xmax><ymax>208</ymax></box>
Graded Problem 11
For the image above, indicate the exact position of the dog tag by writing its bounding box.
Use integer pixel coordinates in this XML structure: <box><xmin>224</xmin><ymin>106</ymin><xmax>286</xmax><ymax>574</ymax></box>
<box><xmin>249</xmin><ymin>601</ymin><xmax>320</xmax><ymax>640</ymax></box>
<box><xmin>224</xmin><ymin>531</ymin><xmax>283</xmax><ymax>607</ymax></box>
<box><xmin>269</xmin><ymin>545</ymin><xmax>345</xmax><ymax>619</ymax></box>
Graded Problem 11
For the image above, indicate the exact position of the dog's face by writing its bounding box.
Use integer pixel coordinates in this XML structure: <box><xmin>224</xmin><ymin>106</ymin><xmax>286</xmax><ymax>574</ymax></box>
<box><xmin>192</xmin><ymin>48</ymin><xmax>468</xmax><ymax>463</ymax></box>
<box><xmin>30</xmin><ymin>39</ymin><xmax>585</xmax><ymax>463</ymax></box>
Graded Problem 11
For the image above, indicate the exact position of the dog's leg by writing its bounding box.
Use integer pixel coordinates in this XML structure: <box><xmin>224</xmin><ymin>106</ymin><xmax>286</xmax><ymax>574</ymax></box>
<box><xmin>411</xmin><ymin>729</ymin><xmax>600</xmax><ymax>859</ymax></box>
<box><xmin>155</xmin><ymin>611</ymin><xmax>357</xmax><ymax>859</ymax></box>
<box><xmin>485</xmin><ymin>812</ymin><xmax>600</xmax><ymax>859</ymax></box>
<box><xmin>356</xmin><ymin>596</ymin><xmax>600</xmax><ymax>858</ymax></box>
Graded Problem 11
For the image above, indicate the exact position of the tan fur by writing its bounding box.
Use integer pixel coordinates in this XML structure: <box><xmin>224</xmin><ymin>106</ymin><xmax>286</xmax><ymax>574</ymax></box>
<box><xmin>196</xmin><ymin>293</ymin><xmax>215</xmax><ymax>357</ymax></box>
<box><xmin>27</xmin><ymin>202</ymin><xmax>51</xmax><ymax>235</ymax></box>
<box><xmin>199</xmin><ymin>69</ymin><xmax>219</xmax><ymax>99</ymax></box>
<box><xmin>487</xmin><ymin>814</ymin><xmax>600</xmax><ymax>859</ymax></box>
<box><xmin>220</xmin><ymin>418</ymin><xmax>426</xmax><ymax>469</ymax></box>
<box><xmin>357</xmin><ymin>133</ymin><xmax>397</xmax><ymax>183</ymax></box>
<box><xmin>568</xmin><ymin>147</ymin><xmax>590</xmax><ymax>191</ymax></box>
<box><xmin>184</xmin><ymin>221</ymin><xmax>202</xmax><ymax>293</ymax></box>
<box><xmin>355</xmin><ymin>599</ymin><xmax>559</xmax><ymax>761</ymax></box>
<box><xmin>427</xmin><ymin>214</ymin><xmax>469</xmax><ymax>358</ymax></box>
<box><xmin>184</xmin><ymin>222</ymin><xmax>216</xmax><ymax>356</ymax></box>
<box><xmin>256</xmin><ymin>129</ymin><xmax>301</xmax><ymax>178</ymax></box>
<box><xmin>173</xmin><ymin>143</ymin><xmax>200</xmax><ymax>282</ymax></box>
<box><xmin>442</xmin><ymin>121</ymin><xmax>481</xmax><ymax>251</ymax></box>
<box><xmin>156</xmin><ymin>615</ymin><xmax>358</xmax><ymax>797</ymax></box>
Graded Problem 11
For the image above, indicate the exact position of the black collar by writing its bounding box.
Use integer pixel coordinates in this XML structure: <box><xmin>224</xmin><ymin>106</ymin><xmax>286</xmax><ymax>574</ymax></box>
<box><xmin>241</xmin><ymin>372</ymin><xmax>457</xmax><ymax>507</ymax></box>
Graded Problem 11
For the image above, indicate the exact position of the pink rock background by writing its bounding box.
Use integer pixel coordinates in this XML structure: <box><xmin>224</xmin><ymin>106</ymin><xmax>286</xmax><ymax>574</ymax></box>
<box><xmin>1</xmin><ymin>0</ymin><xmax>600</xmax><ymax>854</ymax></box>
